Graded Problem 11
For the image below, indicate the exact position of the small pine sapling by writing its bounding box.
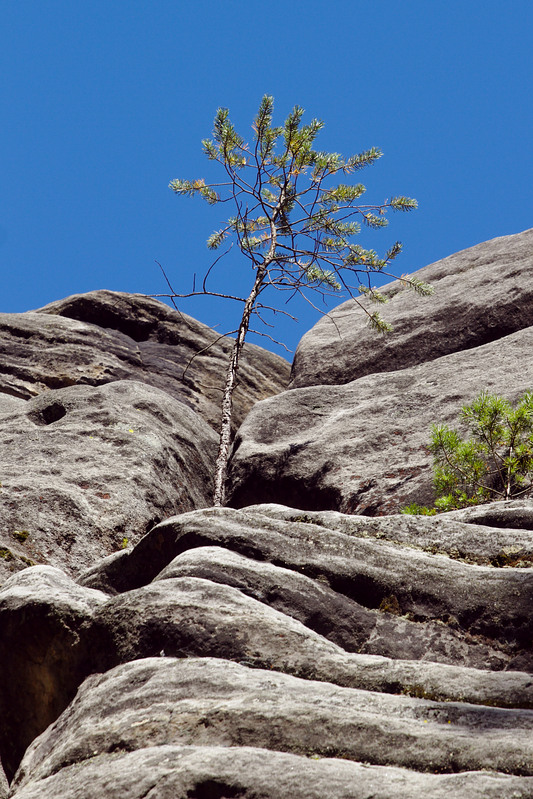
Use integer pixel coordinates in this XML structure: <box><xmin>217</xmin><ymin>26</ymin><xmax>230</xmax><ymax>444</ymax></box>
<box><xmin>403</xmin><ymin>390</ymin><xmax>533</xmax><ymax>514</ymax></box>
<box><xmin>161</xmin><ymin>95</ymin><xmax>432</xmax><ymax>506</ymax></box>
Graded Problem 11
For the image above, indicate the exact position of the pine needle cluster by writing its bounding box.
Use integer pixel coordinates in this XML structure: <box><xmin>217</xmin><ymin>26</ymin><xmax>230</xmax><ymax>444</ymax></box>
<box><xmin>168</xmin><ymin>95</ymin><xmax>431</xmax><ymax>335</ymax></box>
<box><xmin>404</xmin><ymin>391</ymin><xmax>533</xmax><ymax>514</ymax></box>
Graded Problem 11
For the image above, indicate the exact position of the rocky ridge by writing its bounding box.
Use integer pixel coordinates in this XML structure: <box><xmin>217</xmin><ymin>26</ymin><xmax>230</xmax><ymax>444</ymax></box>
<box><xmin>227</xmin><ymin>228</ymin><xmax>533</xmax><ymax>514</ymax></box>
<box><xmin>0</xmin><ymin>233</ymin><xmax>532</xmax><ymax>798</ymax></box>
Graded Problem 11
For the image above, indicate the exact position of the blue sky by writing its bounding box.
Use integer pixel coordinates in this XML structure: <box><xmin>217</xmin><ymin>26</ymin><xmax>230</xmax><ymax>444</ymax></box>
<box><xmin>2</xmin><ymin>1</ymin><xmax>532</xmax><ymax>358</ymax></box>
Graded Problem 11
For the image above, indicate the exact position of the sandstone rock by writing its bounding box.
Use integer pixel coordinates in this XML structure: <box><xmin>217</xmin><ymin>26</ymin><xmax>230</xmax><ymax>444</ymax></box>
<box><xmin>85</xmin><ymin>571</ymin><xmax>532</xmax><ymax>709</ymax></box>
<box><xmin>11</xmin><ymin>745</ymin><xmax>533</xmax><ymax>799</ymax></box>
<box><xmin>13</xmin><ymin>658</ymin><xmax>533</xmax><ymax>791</ymax></box>
<box><xmin>0</xmin><ymin>380</ymin><xmax>217</xmax><ymax>581</ymax></box>
<box><xmin>0</xmin><ymin>566</ymin><xmax>107</xmax><ymax>782</ymax></box>
<box><xmin>87</xmin><ymin>577</ymin><xmax>533</xmax><ymax>707</ymax></box>
<box><xmin>290</xmin><ymin>227</ymin><xmax>533</xmax><ymax>388</ymax></box>
<box><xmin>0</xmin><ymin>763</ymin><xmax>7</xmax><ymax>799</ymax></box>
<box><xmin>448</xmin><ymin>500</ymin><xmax>533</xmax><ymax>531</ymax></box>
<box><xmin>5</xmin><ymin>504</ymin><xmax>533</xmax><ymax>792</ymax></box>
<box><xmin>79</xmin><ymin>505</ymin><xmax>533</xmax><ymax>669</ymax></box>
<box><xmin>227</xmin><ymin>326</ymin><xmax>533</xmax><ymax>514</ymax></box>
<box><xmin>154</xmin><ymin>545</ymin><xmax>510</xmax><ymax>669</ymax></box>
<box><xmin>0</xmin><ymin>290</ymin><xmax>290</xmax><ymax>431</ymax></box>
<box><xmin>254</xmin><ymin>502</ymin><xmax>533</xmax><ymax>566</ymax></box>
<box><xmin>4</xmin><ymin>266</ymin><xmax>533</xmax><ymax>797</ymax></box>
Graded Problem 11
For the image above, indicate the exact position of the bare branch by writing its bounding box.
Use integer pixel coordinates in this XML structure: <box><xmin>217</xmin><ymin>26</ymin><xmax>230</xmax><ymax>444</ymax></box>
<box><xmin>180</xmin><ymin>328</ymin><xmax>239</xmax><ymax>381</ymax></box>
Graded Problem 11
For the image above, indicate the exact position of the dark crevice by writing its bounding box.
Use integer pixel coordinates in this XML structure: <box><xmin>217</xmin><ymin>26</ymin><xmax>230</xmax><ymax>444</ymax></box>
<box><xmin>228</xmin><ymin>473</ymin><xmax>342</xmax><ymax>514</ymax></box>
<box><xmin>186</xmin><ymin>781</ymin><xmax>246</xmax><ymax>799</ymax></box>
<box><xmin>44</xmin><ymin>298</ymin><xmax>158</xmax><ymax>343</ymax></box>
<box><xmin>0</xmin><ymin>386</ymin><xmax>29</xmax><ymax>400</ymax></box>
<box><xmin>27</xmin><ymin>401</ymin><xmax>67</xmax><ymax>426</ymax></box>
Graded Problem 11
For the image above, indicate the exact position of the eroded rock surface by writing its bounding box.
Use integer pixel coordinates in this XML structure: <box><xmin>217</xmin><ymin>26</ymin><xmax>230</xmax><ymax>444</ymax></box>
<box><xmin>0</xmin><ymin>381</ymin><xmax>217</xmax><ymax>582</ymax></box>
<box><xmin>153</xmin><ymin>546</ymin><xmax>510</xmax><ymax>669</ymax></box>
<box><xmin>0</xmin><ymin>566</ymin><xmax>107</xmax><ymax>782</ymax></box>
<box><xmin>3</xmin><ymin>502</ymin><xmax>532</xmax><ymax>796</ymax></box>
<box><xmin>227</xmin><ymin>326</ymin><xmax>533</xmax><ymax>514</ymax></box>
<box><xmin>0</xmin><ymin>290</ymin><xmax>290</xmax><ymax>431</ymax></box>
<box><xmin>290</xmin><ymin>227</ymin><xmax>533</xmax><ymax>388</ymax></box>
<box><xmin>12</xmin><ymin>745</ymin><xmax>533</xmax><ymax>799</ymax></box>
<box><xmin>13</xmin><ymin>658</ymin><xmax>533</xmax><ymax>791</ymax></box>
<box><xmin>3</xmin><ymin>242</ymin><xmax>533</xmax><ymax>798</ymax></box>
<box><xmin>81</xmin><ymin>505</ymin><xmax>533</xmax><ymax>674</ymax></box>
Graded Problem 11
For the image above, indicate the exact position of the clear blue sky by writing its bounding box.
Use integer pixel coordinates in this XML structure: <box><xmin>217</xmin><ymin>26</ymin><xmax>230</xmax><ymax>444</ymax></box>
<box><xmin>2</xmin><ymin>1</ymin><xmax>532</xmax><ymax>357</ymax></box>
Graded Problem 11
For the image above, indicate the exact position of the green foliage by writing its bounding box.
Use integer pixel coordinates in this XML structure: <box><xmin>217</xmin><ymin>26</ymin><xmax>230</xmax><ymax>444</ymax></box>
<box><xmin>403</xmin><ymin>391</ymin><xmax>533</xmax><ymax>514</ymax></box>
<box><xmin>168</xmin><ymin>94</ymin><xmax>431</xmax><ymax>335</ymax></box>
<box><xmin>11</xmin><ymin>530</ymin><xmax>29</xmax><ymax>542</ymax></box>
<box><xmin>401</xmin><ymin>503</ymin><xmax>437</xmax><ymax>516</ymax></box>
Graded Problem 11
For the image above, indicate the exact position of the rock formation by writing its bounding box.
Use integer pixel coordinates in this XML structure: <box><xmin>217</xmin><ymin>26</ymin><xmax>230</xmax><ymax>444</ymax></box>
<box><xmin>290</xmin><ymin>227</ymin><xmax>533</xmax><ymax>388</ymax></box>
<box><xmin>0</xmin><ymin>291</ymin><xmax>289</xmax><ymax>583</ymax></box>
<box><xmin>1</xmin><ymin>289</ymin><xmax>290</xmax><ymax>432</ymax></box>
<box><xmin>1</xmin><ymin>233</ymin><xmax>532</xmax><ymax>798</ymax></box>
<box><xmin>227</xmin><ymin>229</ymin><xmax>533</xmax><ymax>514</ymax></box>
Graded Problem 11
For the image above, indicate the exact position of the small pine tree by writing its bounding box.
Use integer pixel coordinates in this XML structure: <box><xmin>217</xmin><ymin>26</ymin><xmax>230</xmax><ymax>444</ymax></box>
<box><xmin>163</xmin><ymin>95</ymin><xmax>432</xmax><ymax>506</ymax></box>
<box><xmin>404</xmin><ymin>390</ymin><xmax>533</xmax><ymax>514</ymax></box>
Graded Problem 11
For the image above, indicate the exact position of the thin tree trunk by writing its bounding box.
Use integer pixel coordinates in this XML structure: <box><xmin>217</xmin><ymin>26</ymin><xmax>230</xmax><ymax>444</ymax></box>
<box><xmin>212</xmin><ymin>206</ymin><xmax>282</xmax><ymax>507</ymax></box>
<box><xmin>212</xmin><ymin>265</ymin><xmax>267</xmax><ymax>506</ymax></box>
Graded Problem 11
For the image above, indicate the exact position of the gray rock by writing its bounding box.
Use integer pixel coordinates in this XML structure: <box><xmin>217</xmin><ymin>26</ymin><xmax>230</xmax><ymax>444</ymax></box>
<box><xmin>154</xmin><ymin>545</ymin><xmax>510</xmax><ymax>669</ymax></box>
<box><xmin>253</xmin><ymin>502</ymin><xmax>533</xmax><ymax>566</ymax></box>
<box><xmin>13</xmin><ymin>658</ymin><xmax>533</xmax><ymax>791</ymax></box>
<box><xmin>447</xmin><ymin>499</ymin><xmax>533</xmax><ymax>531</ymax></box>
<box><xmin>79</xmin><ymin>506</ymin><xmax>533</xmax><ymax>667</ymax></box>
<box><xmin>0</xmin><ymin>763</ymin><xmax>7</xmax><ymax>799</ymax></box>
<box><xmin>290</xmin><ymin>227</ymin><xmax>533</xmax><ymax>388</ymax></box>
<box><xmin>0</xmin><ymin>380</ymin><xmax>217</xmax><ymax>581</ymax></box>
<box><xmin>0</xmin><ymin>566</ymin><xmax>107</xmax><ymax>782</ymax></box>
<box><xmin>0</xmin><ymin>290</ymin><xmax>290</xmax><ymax>432</ymax></box>
<box><xmin>86</xmin><ymin>575</ymin><xmax>532</xmax><ymax>709</ymax></box>
<box><xmin>10</xmin><ymin>745</ymin><xmax>533</xmax><ymax>799</ymax></box>
<box><xmin>227</xmin><ymin>325</ymin><xmax>533</xmax><ymax>514</ymax></box>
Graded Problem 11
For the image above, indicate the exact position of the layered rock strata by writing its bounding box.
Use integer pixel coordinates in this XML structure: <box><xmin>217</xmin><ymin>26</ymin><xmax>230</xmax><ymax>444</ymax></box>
<box><xmin>1</xmin><ymin>503</ymin><xmax>531</xmax><ymax>797</ymax></box>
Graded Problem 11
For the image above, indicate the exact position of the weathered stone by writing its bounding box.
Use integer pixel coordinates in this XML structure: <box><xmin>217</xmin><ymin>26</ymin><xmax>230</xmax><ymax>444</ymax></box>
<box><xmin>3</xmin><ymin>257</ymin><xmax>533</xmax><ymax>798</ymax></box>
<box><xmin>0</xmin><ymin>566</ymin><xmax>107</xmax><ymax>782</ymax></box>
<box><xmin>79</xmin><ymin>506</ymin><xmax>533</xmax><ymax>668</ymax></box>
<box><xmin>155</xmin><ymin>545</ymin><xmax>510</xmax><ymax>669</ymax></box>
<box><xmin>0</xmin><ymin>762</ymin><xmax>7</xmax><ymax>799</ymax></box>
<box><xmin>13</xmin><ymin>658</ymin><xmax>533</xmax><ymax>792</ymax></box>
<box><xmin>0</xmin><ymin>290</ymin><xmax>290</xmax><ymax>431</ymax></box>
<box><xmin>0</xmin><ymin>380</ymin><xmax>217</xmax><ymax>581</ymax></box>
<box><xmin>253</xmin><ymin>502</ymin><xmax>533</xmax><ymax>566</ymax></box>
<box><xmin>85</xmin><ymin>574</ymin><xmax>532</xmax><ymax>709</ymax></box>
<box><xmin>11</xmin><ymin>745</ymin><xmax>533</xmax><ymax>799</ymax></box>
<box><xmin>290</xmin><ymin>227</ymin><xmax>533</xmax><ymax>388</ymax></box>
<box><xmin>227</xmin><ymin>326</ymin><xmax>533</xmax><ymax>514</ymax></box>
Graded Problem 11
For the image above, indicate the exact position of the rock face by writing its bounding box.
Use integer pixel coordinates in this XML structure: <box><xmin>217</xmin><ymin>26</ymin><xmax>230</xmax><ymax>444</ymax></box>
<box><xmin>227</xmin><ymin>229</ymin><xmax>533</xmax><ymax>514</ymax></box>
<box><xmin>290</xmin><ymin>227</ymin><xmax>533</xmax><ymax>388</ymax></box>
<box><xmin>0</xmin><ymin>380</ymin><xmax>217</xmax><ymax>582</ymax></box>
<box><xmin>2</xmin><ymin>233</ymin><xmax>533</xmax><ymax>798</ymax></box>
<box><xmin>0</xmin><ymin>290</ymin><xmax>290</xmax><ymax>431</ymax></box>
<box><xmin>0</xmin><ymin>567</ymin><xmax>107</xmax><ymax>782</ymax></box>
<box><xmin>4</xmin><ymin>503</ymin><xmax>533</xmax><ymax>797</ymax></box>
<box><xmin>0</xmin><ymin>290</ymin><xmax>289</xmax><ymax>583</ymax></box>
<box><xmin>13</xmin><ymin>658</ymin><xmax>533</xmax><ymax>789</ymax></box>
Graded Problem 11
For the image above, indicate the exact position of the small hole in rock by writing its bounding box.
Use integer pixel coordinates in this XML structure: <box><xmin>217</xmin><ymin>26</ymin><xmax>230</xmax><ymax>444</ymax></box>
<box><xmin>39</xmin><ymin>401</ymin><xmax>67</xmax><ymax>425</ymax></box>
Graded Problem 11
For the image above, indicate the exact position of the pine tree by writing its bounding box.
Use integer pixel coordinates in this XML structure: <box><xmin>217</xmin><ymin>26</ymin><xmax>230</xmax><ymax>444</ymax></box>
<box><xmin>164</xmin><ymin>96</ymin><xmax>431</xmax><ymax>506</ymax></box>
<box><xmin>404</xmin><ymin>391</ymin><xmax>533</xmax><ymax>514</ymax></box>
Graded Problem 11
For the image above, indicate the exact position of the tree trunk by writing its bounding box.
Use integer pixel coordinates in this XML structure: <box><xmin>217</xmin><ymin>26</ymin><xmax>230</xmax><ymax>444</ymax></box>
<box><xmin>212</xmin><ymin>265</ymin><xmax>267</xmax><ymax>506</ymax></box>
